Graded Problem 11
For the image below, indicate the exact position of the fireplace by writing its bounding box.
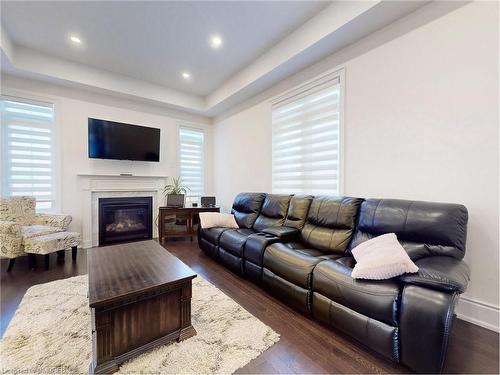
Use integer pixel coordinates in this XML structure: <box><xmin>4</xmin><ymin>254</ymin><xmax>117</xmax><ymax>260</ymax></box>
<box><xmin>98</xmin><ymin>197</ymin><xmax>153</xmax><ymax>246</ymax></box>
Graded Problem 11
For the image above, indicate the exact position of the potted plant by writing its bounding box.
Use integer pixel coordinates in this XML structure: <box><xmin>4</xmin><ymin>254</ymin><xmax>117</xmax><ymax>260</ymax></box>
<box><xmin>162</xmin><ymin>177</ymin><xmax>189</xmax><ymax>207</ymax></box>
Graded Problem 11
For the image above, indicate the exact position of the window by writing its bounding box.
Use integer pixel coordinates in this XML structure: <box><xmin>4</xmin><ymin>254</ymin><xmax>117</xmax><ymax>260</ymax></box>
<box><xmin>271</xmin><ymin>71</ymin><xmax>342</xmax><ymax>195</ymax></box>
<box><xmin>178</xmin><ymin>126</ymin><xmax>205</xmax><ymax>201</ymax></box>
<box><xmin>1</xmin><ymin>98</ymin><xmax>57</xmax><ymax>211</ymax></box>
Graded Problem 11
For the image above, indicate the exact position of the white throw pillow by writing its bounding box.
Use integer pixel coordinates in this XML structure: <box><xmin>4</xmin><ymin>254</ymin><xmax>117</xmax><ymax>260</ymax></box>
<box><xmin>199</xmin><ymin>212</ymin><xmax>239</xmax><ymax>229</ymax></box>
<box><xmin>351</xmin><ymin>233</ymin><xmax>418</xmax><ymax>280</ymax></box>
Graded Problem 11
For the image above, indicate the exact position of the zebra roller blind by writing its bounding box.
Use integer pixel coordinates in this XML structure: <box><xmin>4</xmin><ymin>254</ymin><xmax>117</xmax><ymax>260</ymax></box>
<box><xmin>271</xmin><ymin>73</ymin><xmax>342</xmax><ymax>195</ymax></box>
<box><xmin>1</xmin><ymin>98</ymin><xmax>56</xmax><ymax>211</ymax></box>
<box><xmin>178</xmin><ymin>126</ymin><xmax>205</xmax><ymax>198</ymax></box>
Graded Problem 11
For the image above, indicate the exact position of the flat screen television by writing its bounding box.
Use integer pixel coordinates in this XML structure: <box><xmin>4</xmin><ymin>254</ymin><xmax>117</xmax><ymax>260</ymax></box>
<box><xmin>88</xmin><ymin>118</ymin><xmax>160</xmax><ymax>162</ymax></box>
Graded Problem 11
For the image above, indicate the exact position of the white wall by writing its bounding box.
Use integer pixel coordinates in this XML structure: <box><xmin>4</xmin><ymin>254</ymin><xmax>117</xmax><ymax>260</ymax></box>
<box><xmin>213</xmin><ymin>101</ymin><xmax>272</xmax><ymax>212</ymax></box>
<box><xmin>213</xmin><ymin>2</ymin><xmax>499</xmax><ymax>330</ymax></box>
<box><xmin>1</xmin><ymin>75</ymin><xmax>213</xmax><ymax>238</ymax></box>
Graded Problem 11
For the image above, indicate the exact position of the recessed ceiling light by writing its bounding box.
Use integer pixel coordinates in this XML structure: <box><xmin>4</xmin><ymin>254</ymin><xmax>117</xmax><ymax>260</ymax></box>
<box><xmin>70</xmin><ymin>35</ymin><xmax>82</xmax><ymax>44</ymax></box>
<box><xmin>210</xmin><ymin>35</ymin><xmax>223</xmax><ymax>49</ymax></box>
<box><xmin>182</xmin><ymin>72</ymin><xmax>191</xmax><ymax>79</ymax></box>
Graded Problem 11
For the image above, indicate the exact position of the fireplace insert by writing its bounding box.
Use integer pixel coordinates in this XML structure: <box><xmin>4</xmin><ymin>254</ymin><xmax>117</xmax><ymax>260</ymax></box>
<box><xmin>99</xmin><ymin>197</ymin><xmax>153</xmax><ymax>246</ymax></box>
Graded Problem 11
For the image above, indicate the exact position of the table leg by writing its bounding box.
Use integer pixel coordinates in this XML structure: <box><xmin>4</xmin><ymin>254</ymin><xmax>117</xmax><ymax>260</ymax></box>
<box><xmin>28</xmin><ymin>254</ymin><xmax>36</xmax><ymax>270</ymax></box>
<box><xmin>57</xmin><ymin>250</ymin><xmax>65</xmax><ymax>261</ymax></box>
<box><xmin>158</xmin><ymin>211</ymin><xmax>164</xmax><ymax>244</ymax></box>
<box><xmin>6</xmin><ymin>258</ymin><xmax>16</xmax><ymax>272</ymax></box>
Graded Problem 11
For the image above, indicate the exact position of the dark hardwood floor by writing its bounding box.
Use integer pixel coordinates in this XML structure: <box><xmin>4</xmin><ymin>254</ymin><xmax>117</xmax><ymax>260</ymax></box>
<box><xmin>1</xmin><ymin>240</ymin><xmax>499</xmax><ymax>374</ymax></box>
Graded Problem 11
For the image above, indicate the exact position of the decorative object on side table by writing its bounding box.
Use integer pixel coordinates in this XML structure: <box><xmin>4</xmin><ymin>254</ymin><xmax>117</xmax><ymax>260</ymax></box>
<box><xmin>163</xmin><ymin>176</ymin><xmax>189</xmax><ymax>207</ymax></box>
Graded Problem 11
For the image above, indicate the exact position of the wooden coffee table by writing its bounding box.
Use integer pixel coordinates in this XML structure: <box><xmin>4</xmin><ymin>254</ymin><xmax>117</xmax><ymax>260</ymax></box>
<box><xmin>87</xmin><ymin>240</ymin><xmax>197</xmax><ymax>374</ymax></box>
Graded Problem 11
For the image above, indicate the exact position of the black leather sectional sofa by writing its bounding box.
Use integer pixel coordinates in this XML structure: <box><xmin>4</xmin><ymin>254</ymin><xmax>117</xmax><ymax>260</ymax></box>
<box><xmin>198</xmin><ymin>193</ymin><xmax>470</xmax><ymax>373</ymax></box>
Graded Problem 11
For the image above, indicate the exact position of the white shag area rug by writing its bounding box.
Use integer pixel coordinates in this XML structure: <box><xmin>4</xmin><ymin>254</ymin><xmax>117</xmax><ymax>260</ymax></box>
<box><xmin>1</xmin><ymin>275</ymin><xmax>280</xmax><ymax>374</ymax></box>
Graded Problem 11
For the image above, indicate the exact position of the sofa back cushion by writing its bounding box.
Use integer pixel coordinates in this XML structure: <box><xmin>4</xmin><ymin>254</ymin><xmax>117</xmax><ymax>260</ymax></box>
<box><xmin>0</xmin><ymin>196</ymin><xmax>36</xmax><ymax>224</ymax></box>
<box><xmin>301</xmin><ymin>196</ymin><xmax>363</xmax><ymax>254</ymax></box>
<box><xmin>231</xmin><ymin>193</ymin><xmax>266</xmax><ymax>229</ymax></box>
<box><xmin>348</xmin><ymin>199</ymin><xmax>468</xmax><ymax>261</ymax></box>
<box><xmin>284</xmin><ymin>195</ymin><xmax>313</xmax><ymax>229</ymax></box>
<box><xmin>253</xmin><ymin>194</ymin><xmax>292</xmax><ymax>232</ymax></box>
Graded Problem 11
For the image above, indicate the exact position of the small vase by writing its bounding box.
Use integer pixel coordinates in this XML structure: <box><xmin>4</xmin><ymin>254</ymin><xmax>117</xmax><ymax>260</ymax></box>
<box><xmin>166</xmin><ymin>194</ymin><xmax>185</xmax><ymax>207</ymax></box>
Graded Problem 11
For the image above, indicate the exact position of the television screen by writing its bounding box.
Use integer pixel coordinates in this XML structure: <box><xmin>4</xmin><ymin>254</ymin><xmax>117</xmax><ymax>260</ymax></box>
<box><xmin>88</xmin><ymin>118</ymin><xmax>160</xmax><ymax>162</ymax></box>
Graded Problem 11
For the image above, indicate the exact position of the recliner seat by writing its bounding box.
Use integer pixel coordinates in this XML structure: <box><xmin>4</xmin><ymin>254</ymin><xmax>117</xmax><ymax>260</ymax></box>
<box><xmin>198</xmin><ymin>192</ymin><xmax>266</xmax><ymax>258</ymax></box>
<box><xmin>198</xmin><ymin>193</ymin><xmax>470</xmax><ymax>373</ymax></box>
<box><xmin>218</xmin><ymin>193</ymin><xmax>291</xmax><ymax>273</ymax></box>
<box><xmin>243</xmin><ymin>195</ymin><xmax>313</xmax><ymax>282</ymax></box>
<box><xmin>311</xmin><ymin>198</ymin><xmax>469</xmax><ymax>372</ymax></box>
<box><xmin>263</xmin><ymin>196</ymin><xmax>363</xmax><ymax>313</ymax></box>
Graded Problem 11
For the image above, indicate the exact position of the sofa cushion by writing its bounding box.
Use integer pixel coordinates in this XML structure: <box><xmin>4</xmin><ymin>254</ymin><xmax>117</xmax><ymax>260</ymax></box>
<box><xmin>313</xmin><ymin>260</ymin><xmax>401</xmax><ymax>326</ymax></box>
<box><xmin>334</xmin><ymin>256</ymin><xmax>356</xmax><ymax>268</ymax></box>
<box><xmin>253</xmin><ymin>194</ymin><xmax>291</xmax><ymax>232</ymax></box>
<box><xmin>292</xmin><ymin>248</ymin><xmax>340</xmax><ymax>261</ymax></box>
<box><xmin>263</xmin><ymin>243</ymin><xmax>324</xmax><ymax>288</ymax></box>
<box><xmin>300</xmin><ymin>196</ymin><xmax>363</xmax><ymax>254</ymax></box>
<box><xmin>231</xmin><ymin>193</ymin><xmax>266</xmax><ymax>229</ymax></box>
<box><xmin>219</xmin><ymin>228</ymin><xmax>255</xmax><ymax>256</ymax></box>
<box><xmin>351</xmin><ymin>233</ymin><xmax>418</xmax><ymax>280</ymax></box>
<box><xmin>284</xmin><ymin>195</ymin><xmax>313</xmax><ymax>229</ymax></box>
<box><xmin>199</xmin><ymin>227</ymin><xmax>231</xmax><ymax>246</ymax></box>
<box><xmin>349</xmin><ymin>199</ymin><xmax>468</xmax><ymax>261</ymax></box>
<box><xmin>284</xmin><ymin>242</ymin><xmax>307</xmax><ymax>250</ymax></box>
<box><xmin>199</xmin><ymin>212</ymin><xmax>238</xmax><ymax>229</ymax></box>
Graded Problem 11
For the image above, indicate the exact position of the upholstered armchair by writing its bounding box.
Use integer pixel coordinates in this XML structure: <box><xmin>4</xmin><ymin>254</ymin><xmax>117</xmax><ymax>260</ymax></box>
<box><xmin>0</xmin><ymin>196</ymin><xmax>72</xmax><ymax>271</ymax></box>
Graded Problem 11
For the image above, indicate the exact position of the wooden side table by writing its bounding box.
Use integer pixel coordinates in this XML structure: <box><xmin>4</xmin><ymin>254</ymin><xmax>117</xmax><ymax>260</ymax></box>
<box><xmin>158</xmin><ymin>206</ymin><xmax>220</xmax><ymax>242</ymax></box>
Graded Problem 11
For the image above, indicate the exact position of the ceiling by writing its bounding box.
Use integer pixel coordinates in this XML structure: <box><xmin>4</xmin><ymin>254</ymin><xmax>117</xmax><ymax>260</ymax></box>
<box><xmin>1</xmin><ymin>1</ymin><xmax>329</xmax><ymax>96</ymax></box>
<box><xmin>0</xmin><ymin>1</ymin><xmax>439</xmax><ymax>118</ymax></box>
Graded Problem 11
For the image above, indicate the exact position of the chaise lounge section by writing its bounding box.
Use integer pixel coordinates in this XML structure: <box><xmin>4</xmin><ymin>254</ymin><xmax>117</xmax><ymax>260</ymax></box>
<box><xmin>198</xmin><ymin>192</ymin><xmax>470</xmax><ymax>373</ymax></box>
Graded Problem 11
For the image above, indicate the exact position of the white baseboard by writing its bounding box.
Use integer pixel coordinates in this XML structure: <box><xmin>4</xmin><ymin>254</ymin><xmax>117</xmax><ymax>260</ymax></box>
<box><xmin>456</xmin><ymin>296</ymin><xmax>499</xmax><ymax>332</ymax></box>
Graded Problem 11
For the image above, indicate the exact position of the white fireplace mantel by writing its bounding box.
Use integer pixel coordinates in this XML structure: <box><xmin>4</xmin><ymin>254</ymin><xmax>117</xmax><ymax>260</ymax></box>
<box><xmin>78</xmin><ymin>174</ymin><xmax>168</xmax><ymax>248</ymax></box>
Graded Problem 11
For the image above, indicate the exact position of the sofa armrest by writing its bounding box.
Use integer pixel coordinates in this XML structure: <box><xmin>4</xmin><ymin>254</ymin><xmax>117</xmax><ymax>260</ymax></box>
<box><xmin>261</xmin><ymin>226</ymin><xmax>300</xmax><ymax>242</ymax></box>
<box><xmin>399</xmin><ymin>256</ymin><xmax>470</xmax><ymax>293</ymax></box>
<box><xmin>0</xmin><ymin>220</ymin><xmax>22</xmax><ymax>236</ymax></box>
<box><xmin>34</xmin><ymin>213</ymin><xmax>72</xmax><ymax>231</ymax></box>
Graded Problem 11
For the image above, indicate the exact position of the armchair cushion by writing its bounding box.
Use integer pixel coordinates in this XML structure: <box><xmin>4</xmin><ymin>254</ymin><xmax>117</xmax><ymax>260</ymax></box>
<box><xmin>399</xmin><ymin>256</ymin><xmax>470</xmax><ymax>293</ymax></box>
<box><xmin>21</xmin><ymin>225</ymin><xmax>62</xmax><ymax>243</ymax></box>
<box><xmin>34</xmin><ymin>213</ymin><xmax>72</xmax><ymax>231</ymax></box>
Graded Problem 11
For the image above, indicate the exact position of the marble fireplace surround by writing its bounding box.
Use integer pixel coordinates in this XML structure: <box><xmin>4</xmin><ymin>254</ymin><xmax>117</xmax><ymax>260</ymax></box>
<box><xmin>78</xmin><ymin>174</ymin><xmax>168</xmax><ymax>248</ymax></box>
